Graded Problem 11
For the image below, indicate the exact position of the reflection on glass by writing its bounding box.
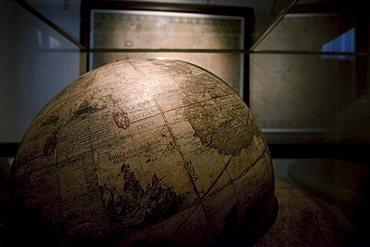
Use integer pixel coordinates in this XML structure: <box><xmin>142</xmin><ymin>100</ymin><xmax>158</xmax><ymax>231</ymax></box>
<box><xmin>321</xmin><ymin>28</ymin><xmax>355</xmax><ymax>60</ymax></box>
<box><xmin>255</xmin><ymin>13</ymin><xmax>355</xmax><ymax>52</ymax></box>
<box><xmin>250</xmin><ymin>53</ymin><xmax>355</xmax><ymax>142</ymax></box>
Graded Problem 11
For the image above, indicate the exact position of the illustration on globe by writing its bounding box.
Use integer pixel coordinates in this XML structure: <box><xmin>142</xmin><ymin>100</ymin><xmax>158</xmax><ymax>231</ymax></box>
<box><xmin>4</xmin><ymin>58</ymin><xmax>341</xmax><ymax>247</ymax></box>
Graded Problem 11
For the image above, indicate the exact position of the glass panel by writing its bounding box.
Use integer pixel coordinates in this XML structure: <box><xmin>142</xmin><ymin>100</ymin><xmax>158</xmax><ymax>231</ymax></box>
<box><xmin>249</xmin><ymin>8</ymin><xmax>364</xmax><ymax>144</ymax></box>
<box><xmin>253</xmin><ymin>2</ymin><xmax>370</xmax><ymax>245</ymax></box>
<box><xmin>256</xmin><ymin>13</ymin><xmax>355</xmax><ymax>52</ymax></box>
<box><xmin>250</xmin><ymin>53</ymin><xmax>356</xmax><ymax>143</ymax></box>
<box><xmin>0</xmin><ymin>0</ymin><xmax>82</xmax><ymax>143</ymax></box>
<box><xmin>26</xmin><ymin>0</ymin><xmax>81</xmax><ymax>42</ymax></box>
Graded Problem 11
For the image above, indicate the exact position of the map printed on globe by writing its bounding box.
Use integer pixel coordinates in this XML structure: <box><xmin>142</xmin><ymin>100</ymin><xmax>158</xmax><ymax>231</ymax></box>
<box><xmin>7</xmin><ymin>58</ymin><xmax>275</xmax><ymax>246</ymax></box>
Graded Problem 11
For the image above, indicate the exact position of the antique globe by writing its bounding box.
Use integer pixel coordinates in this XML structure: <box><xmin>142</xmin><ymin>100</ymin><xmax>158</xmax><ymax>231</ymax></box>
<box><xmin>6</xmin><ymin>58</ymin><xmax>275</xmax><ymax>246</ymax></box>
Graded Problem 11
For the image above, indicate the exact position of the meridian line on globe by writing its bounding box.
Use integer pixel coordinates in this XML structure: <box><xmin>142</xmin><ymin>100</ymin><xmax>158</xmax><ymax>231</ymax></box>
<box><xmin>153</xmin><ymin>96</ymin><xmax>216</xmax><ymax>237</ymax></box>
<box><xmin>199</xmin><ymin>155</ymin><xmax>234</xmax><ymax>201</ymax></box>
<box><xmin>208</xmin><ymin>146</ymin><xmax>269</xmax><ymax>199</ymax></box>
<box><xmin>13</xmin><ymin>154</ymin><xmax>44</xmax><ymax>167</ymax></box>
<box><xmin>181</xmin><ymin>146</ymin><xmax>268</xmax><ymax>205</ymax></box>
<box><xmin>153</xmin><ymin>97</ymin><xmax>202</xmax><ymax>198</ymax></box>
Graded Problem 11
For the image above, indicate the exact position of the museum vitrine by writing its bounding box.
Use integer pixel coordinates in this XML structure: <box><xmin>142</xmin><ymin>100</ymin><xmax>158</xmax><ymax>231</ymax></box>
<box><xmin>0</xmin><ymin>0</ymin><xmax>369</xmax><ymax>246</ymax></box>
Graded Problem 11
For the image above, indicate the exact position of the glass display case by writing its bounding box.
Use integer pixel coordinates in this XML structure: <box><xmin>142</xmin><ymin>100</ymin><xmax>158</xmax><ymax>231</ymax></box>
<box><xmin>0</xmin><ymin>0</ymin><xmax>369</xmax><ymax>246</ymax></box>
<box><xmin>250</xmin><ymin>1</ymin><xmax>369</xmax><ymax>245</ymax></box>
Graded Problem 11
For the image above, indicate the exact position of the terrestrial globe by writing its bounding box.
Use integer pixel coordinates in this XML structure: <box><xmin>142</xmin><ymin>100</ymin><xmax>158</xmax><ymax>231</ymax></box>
<box><xmin>6</xmin><ymin>58</ymin><xmax>275</xmax><ymax>246</ymax></box>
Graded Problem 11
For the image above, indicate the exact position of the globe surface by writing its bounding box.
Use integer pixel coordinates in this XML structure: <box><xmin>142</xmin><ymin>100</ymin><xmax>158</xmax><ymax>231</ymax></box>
<box><xmin>7</xmin><ymin>58</ymin><xmax>275</xmax><ymax>246</ymax></box>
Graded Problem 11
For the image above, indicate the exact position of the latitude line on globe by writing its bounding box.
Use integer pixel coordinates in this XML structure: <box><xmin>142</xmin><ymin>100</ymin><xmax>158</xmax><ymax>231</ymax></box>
<box><xmin>128</xmin><ymin>93</ymin><xmax>235</xmax><ymax>126</ymax></box>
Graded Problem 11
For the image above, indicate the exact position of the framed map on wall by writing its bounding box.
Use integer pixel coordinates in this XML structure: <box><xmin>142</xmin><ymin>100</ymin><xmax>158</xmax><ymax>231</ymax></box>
<box><xmin>89</xmin><ymin>9</ymin><xmax>246</xmax><ymax>97</ymax></box>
